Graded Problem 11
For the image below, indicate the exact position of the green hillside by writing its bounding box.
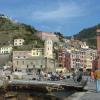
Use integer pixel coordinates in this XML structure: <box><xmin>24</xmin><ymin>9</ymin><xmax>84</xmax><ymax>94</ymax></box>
<box><xmin>74</xmin><ymin>24</ymin><xmax>100</xmax><ymax>49</ymax></box>
<box><xmin>0</xmin><ymin>15</ymin><xmax>44</xmax><ymax>49</ymax></box>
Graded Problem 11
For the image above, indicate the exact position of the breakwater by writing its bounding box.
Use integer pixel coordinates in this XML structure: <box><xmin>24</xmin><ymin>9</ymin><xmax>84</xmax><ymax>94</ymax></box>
<box><xmin>0</xmin><ymin>79</ymin><xmax>87</xmax><ymax>100</ymax></box>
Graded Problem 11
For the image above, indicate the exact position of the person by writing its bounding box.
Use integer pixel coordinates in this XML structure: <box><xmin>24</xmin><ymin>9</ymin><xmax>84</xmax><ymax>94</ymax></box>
<box><xmin>77</xmin><ymin>68</ymin><xmax>83</xmax><ymax>83</ymax></box>
<box><xmin>92</xmin><ymin>56</ymin><xmax>99</xmax><ymax>71</ymax></box>
<box><xmin>72</xmin><ymin>71</ymin><xmax>77</xmax><ymax>82</ymax></box>
<box><xmin>94</xmin><ymin>68</ymin><xmax>100</xmax><ymax>92</ymax></box>
<box><xmin>90</xmin><ymin>71</ymin><xmax>95</xmax><ymax>82</ymax></box>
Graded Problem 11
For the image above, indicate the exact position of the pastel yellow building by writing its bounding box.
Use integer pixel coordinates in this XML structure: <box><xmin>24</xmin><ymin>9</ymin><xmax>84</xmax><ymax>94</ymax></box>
<box><xmin>31</xmin><ymin>48</ymin><xmax>44</xmax><ymax>57</ymax></box>
<box><xmin>85</xmin><ymin>49</ymin><xmax>97</xmax><ymax>69</ymax></box>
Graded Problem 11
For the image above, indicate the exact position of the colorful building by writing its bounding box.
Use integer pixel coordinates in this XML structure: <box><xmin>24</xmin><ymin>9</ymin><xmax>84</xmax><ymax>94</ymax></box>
<box><xmin>0</xmin><ymin>45</ymin><xmax>13</xmax><ymax>54</ymax></box>
<box><xmin>70</xmin><ymin>48</ymin><xmax>97</xmax><ymax>70</ymax></box>
<box><xmin>58</xmin><ymin>48</ymin><xmax>71</xmax><ymax>71</ymax></box>
<box><xmin>14</xmin><ymin>39</ymin><xmax>24</xmax><ymax>46</ymax></box>
<box><xmin>13</xmin><ymin>51</ymin><xmax>55</xmax><ymax>72</ymax></box>
<box><xmin>31</xmin><ymin>48</ymin><xmax>44</xmax><ymax>57</ymax></box>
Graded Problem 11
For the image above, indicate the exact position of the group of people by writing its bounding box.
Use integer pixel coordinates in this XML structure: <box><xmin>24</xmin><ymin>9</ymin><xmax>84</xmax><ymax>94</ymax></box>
<box><xmin>72</xmin><ymin>68</ymin><xmax>83</xmax><ymax>83</ymax></box>
<box><xmin>72</xmin><ymin>55</ymin><xmax>100</xmax><ymax>93</ymax></box>
<box><xmin>90</xmin><ymin>56</ymin><xmax>100</xmax><ymax>93</ymax></box>
<box><xmin>90</xmin><ymin>69</ymin><xmax>100</xmax><ymax>93</ymax></box>
<box><xmin>36</xmin><ymin>69</ymin><xmax>66</xmax><ymax>81</ymax></box>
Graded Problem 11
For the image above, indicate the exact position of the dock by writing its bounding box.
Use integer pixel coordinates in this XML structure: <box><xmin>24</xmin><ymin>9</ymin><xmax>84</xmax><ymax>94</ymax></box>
<box><xmin>7</xmin><ymin>79</ymin><xmax>87</xmax><ymax>92</ymax></box>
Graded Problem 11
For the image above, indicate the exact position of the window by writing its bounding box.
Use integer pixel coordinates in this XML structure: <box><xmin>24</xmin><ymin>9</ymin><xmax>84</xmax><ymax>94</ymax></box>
<box><xmin>31</xmin><ymin>62</ymin><xmax>33</xmax><ymax>65</ymax></box>
<box><xmin>33</xmin><ymin>65</ymin><xmax>35</xmax><ymax>68</ymax></box>
<box><xmin>40</xmin><ymin>65</ymin><xmax>42</xmax><ymax>68</ymax></box>
<box><xmin>19</xmin><ymin>43</ymin><xmax>22</xmax><ymax>45</ymax></box>
<box><xmin>33</xmin><ymin>52</ymin><xmax>35</xmax><ymax>55</ymax></box>
<box><xmin>17</xmin><ymin>61</ymin><xmax>18</xmax><ymax>65</ymax></box>
<box><xmin>22</xmin><ymin>61</ymin><xmax>24</xmax><ymax>65</ymax></box>
<box><xmin>6</xmin><ymin>51</ymin><xmax>8</xmax><ymax>53</ymax></box>
<box><xmin>18</xmin><ymin>56</ymin><xmax>20</xmax><ymax>58</ymax></box>
<box><xmin>59</xmin><ymin>64</ymin><xmax>62</xmax><ymax>67</ymax></box>
<box><xmin>42</xmin><ymin>52</ymin><xmax>44</xmax><ymax>55</ymax></box>
<box><xmin>15</xmin><ymin>43</ymin><xmax>17</xmax><ymax>45</ymax></box>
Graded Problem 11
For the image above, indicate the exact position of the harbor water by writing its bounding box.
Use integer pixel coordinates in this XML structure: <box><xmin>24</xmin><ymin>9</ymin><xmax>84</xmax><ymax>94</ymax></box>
<box><xmin>0</xmin><ymin>89</ymin><xmax>75</xmax><ymax>100</ymax></box>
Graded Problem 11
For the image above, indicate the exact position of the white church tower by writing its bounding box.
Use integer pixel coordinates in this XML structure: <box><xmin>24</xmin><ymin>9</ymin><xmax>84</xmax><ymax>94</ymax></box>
<box><xmin>44</xmin><ymin>39</ymin><xmax>53</xmax><ymax>59</ymax></box>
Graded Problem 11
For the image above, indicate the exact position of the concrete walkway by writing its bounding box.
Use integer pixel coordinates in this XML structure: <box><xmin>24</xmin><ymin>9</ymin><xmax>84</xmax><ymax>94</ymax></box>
<box><xmin>67</xmin><ymin>81</ymin><xmax>100</xmax><ymax>100</ymax></box>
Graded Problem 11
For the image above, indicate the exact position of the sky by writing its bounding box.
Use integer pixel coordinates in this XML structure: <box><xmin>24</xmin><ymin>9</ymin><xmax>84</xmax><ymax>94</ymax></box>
<box><xmin>0</xmin><ymin>0</ymin><xmax>100</xmax><ymax>36</ymax></box>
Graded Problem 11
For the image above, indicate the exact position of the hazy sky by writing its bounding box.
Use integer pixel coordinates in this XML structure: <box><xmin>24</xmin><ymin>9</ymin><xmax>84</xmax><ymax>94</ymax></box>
<box><xmin>0</xmin><ymin>0</ymin><xmax>100</xmax><ymax>36</ymax></box>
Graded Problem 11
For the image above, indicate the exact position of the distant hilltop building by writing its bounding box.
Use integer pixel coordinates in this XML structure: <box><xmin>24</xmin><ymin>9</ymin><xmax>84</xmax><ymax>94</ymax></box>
<box><xmin>0</xmin><ymin>14</ymin><xmax>10</xmax><ymax>19</ymax></box>
<box><xmin>35</xmin><ymin>31</ymin><xmax>59</xmax><ymax>42</ymax></box>
<box><xmin>81</xmin><ymin>42</ymin><xmax>89</xmax><ymax>49</ymax></box>
<box><xmin>14</xmin><ymin>39</ymin><xmax>24</xmax><ymax>46</ymax></box>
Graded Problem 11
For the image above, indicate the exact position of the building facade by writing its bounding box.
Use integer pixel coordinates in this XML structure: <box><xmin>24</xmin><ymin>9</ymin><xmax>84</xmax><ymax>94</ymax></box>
<box><xmin>0</xmin><ymin>46</ymin><xmax>13</xmax><ymax>54</ymax></box>
<box><xmin>14</xmin><ymin>39</ymin><xmax>24</xmax><ymax>46</ymax></box>
<box><xmin>70</xmin><ymin>48</ymin><xmax>97</xmax><ymax>70</ymax></box>
<box><xmin>31</xmin><ymin>48</ymin><xmax>44</xmax><ymax>57</ymax></box>
<box><xmin>84</xmin><ymin>49</ymin><xmax>97</xmax><ymax>69</ymax></box>
<box><xmin>44</xmin><ymin>39</ymin><xmax>53</xmax><ymax>59</ymax></box>
<box><xmin>70</xmin><ymin>50</ymin><xmax>81</xmax><ymax>70</ymax></box>
<box><xmin>13</xmin><ymin>51</ymin><xmax>31</xmax><ymax>71</ymax></box>
<box><xmin>13</xmin><ymin>51</ymin><xmax>55</xmax><ymax>72</ymax></box>
<box><xmin>58</xmin><ymin>48</ymin><xmax>71</xmax><ymax>71</ymax></box>
<box><xmin>81</xmin><ymin>42</ymin><xmax>89</xmax><ymax>49</ymax></box>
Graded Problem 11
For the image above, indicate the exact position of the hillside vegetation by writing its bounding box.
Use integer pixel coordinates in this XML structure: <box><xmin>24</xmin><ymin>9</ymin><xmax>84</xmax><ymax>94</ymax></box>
<box><xmin>74</xmin><ymin>24</ymin><xmax>100</xmax><ymax>49</ymax></box>
<box><xmin>0</xmin><ymin>15</ymin><xmax>44</xmax><ymax>50</ymax></box>
<box><xmin>1</xmin><ymin>14</ymin><xmax>99</xmax><ymax>49</ymax></box>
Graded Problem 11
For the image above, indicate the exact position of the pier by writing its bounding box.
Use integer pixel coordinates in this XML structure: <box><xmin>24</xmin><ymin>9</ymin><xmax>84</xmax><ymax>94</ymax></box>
<box><xmin>7</xmin><ymin>79</ymin><xmax>87</xmax><ymax>92</ymax></box>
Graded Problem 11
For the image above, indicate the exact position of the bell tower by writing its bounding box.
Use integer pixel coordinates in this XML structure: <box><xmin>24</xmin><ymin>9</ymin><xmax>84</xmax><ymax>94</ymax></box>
<box><xmin>44</xmin><ymin>39</ymin><xmax>53</xmax><ymax>59</ymax></box>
